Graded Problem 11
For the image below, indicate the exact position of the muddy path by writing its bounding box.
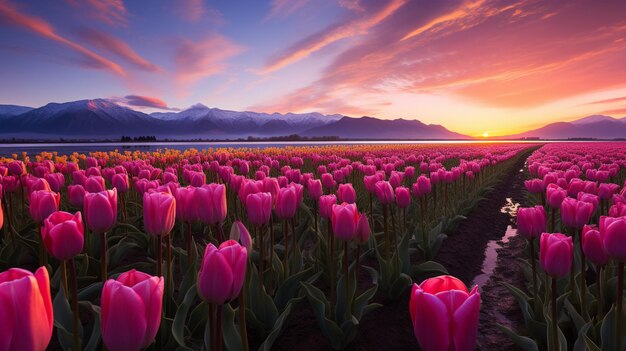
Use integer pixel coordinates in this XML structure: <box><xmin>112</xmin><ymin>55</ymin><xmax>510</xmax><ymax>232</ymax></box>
<box><xmin>273</xmin><ymin>147</ymin><xmax>537</xmax><ymax>350</ymax></box>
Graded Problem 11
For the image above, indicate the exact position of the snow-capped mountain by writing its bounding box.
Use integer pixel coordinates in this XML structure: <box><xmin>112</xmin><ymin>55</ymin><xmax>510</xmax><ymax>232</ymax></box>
<box><xmin>0</xmin><ymin>104</ymin><xmax>33</xmax><ymax>117</ymax></box>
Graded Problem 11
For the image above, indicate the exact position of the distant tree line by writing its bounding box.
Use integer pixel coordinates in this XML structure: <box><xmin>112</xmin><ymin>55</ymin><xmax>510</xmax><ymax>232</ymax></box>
<box><xmin>245</xmin><ymin>134</ymin><xmax>340</xmax><ymax>141</ymax></box>
<box><xmin>120</xmin><ymin>136</ymin><xmax>158</xmax><ymax>142</ymax></box>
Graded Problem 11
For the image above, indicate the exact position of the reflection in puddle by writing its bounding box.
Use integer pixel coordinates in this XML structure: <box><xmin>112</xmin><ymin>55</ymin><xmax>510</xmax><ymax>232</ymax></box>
<box><xmin>473</xmin><ymin>226</ymin><xmax>517</xmax><ymax>288</ymax></box>
<box><xmin>500</xmin><ymin>198</ymin><xmax>520</xmax><ymax>221</ymax></box>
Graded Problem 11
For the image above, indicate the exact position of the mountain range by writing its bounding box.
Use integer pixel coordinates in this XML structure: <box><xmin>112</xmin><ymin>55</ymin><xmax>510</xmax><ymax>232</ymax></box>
<box><xmin>0</xmin><ymin>99</ymin><xmax>624</xmax><ymax>140</ymax></box>
<box><xmin>0</xmin><ymin>99</ymin><xmax>466</xmax><ymax>140</ymax></box>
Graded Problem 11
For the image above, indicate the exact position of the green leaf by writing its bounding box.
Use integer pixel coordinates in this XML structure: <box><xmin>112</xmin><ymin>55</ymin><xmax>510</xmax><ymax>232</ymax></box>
<box><xmin>222</xmin><ymin>304</ymin><xmax>243</xmax><ymax>351</ymax></box>
<box><xmin>81</xmin><ymin>302</ymin><xmax>102</xmax><ymax>351</ymax></box>
<box><xmin>259</xmin><ymin>297</ymin><xmax>304</xmax><ymax>351</ymax></box>
<box><xmin>172</xmin><ymin>283</ymin><xmax>197</xmax><ymax>349</ymax></box>
<box><xmin>497</xmin><ymin>324</ymin><xmax>539</xmax><ymax>351</ymax></box>
<box><xmin>53</xmin><ymin>287</ymin><xmax>81</xmax><ymax>350</ymax></box>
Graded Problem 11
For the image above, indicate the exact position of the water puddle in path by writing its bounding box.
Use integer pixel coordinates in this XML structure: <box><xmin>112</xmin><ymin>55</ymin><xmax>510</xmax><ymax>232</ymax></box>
<box><xmin>472</xmin><ymin>198</ymin><xmax>520</xmax><ymax>288</ymax></box>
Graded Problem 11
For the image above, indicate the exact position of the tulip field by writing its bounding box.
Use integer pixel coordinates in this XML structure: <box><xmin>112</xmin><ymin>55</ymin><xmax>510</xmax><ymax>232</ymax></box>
<box><xmin>1</xmin><ymin>142</ymin><xmax>626</xmax><ymax>351</ymax></box>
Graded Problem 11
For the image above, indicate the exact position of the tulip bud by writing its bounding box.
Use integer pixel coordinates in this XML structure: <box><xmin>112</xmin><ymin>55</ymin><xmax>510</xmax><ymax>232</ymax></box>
<box><xmin>600</xmin><ymin>216</ymin><xmax>626</xmax><ymax>261</ymax></box>
<box><xmin>198</xmin><ymin>240</ymin><xmax>247</xmax><ymax>305</ymax></box>
<box><xmin>175</xmin><ymin>186</ymin><xmax>198</xmax><ymax>223</ymax></box>
<box><xmin>540</xmin><ymin>233</ymin><xmax>573</xmax><ymax>278</ymax></box>
<box><xmin>409</xmin><ymin>275</ymin><xmax>480</xmax><ymax>351</ymax></box>
<box><xmin>546</xmin><ymin>184</ymin><xmax>566</xmax><ymax>209</ymax></box>
<box><xmin>560</xmin><ymin>197</ymin><xmax>593</xmax><ymax>229</ymax></box>
<box><xmin>143</xmin><ymin>190</ymin><xmax>176</xmax><ymax>237</ymax></box>
<box><xmin>395</xmin><ymin>186</ymin><xmax>410</xmax><ymax>208</ymax></box>
<box><xmin>29</xmin><ymin>190</ymin><xmax>60</xmax><ymax>224</ymax></box>
<box><xmin>516</xmin><ymin>206</ymin><xmax>546</xmax><ymax>239</ymax></box>
<box><xmin>319</xmin><ymin>194</ymin><xmax>337</xmax><ymax>219</ymax></box>
<box><xmin>101</xmin><ymin>270</ymin><xmax>164</xmax><ymax>351</ymax></box>
<box><xmin>337</xmin><ymin>183</ymin><xmax>356</xmax><ymax>204</ymax></box>
<box><xmin>84</xmin><ymin>189</ymin><xmax>118</xmax><ymax>234</ymax></box>
<box><xmin>230</xmin><ymin>220</ymin><xmax>252</xmax><ymax>251</ymax></box>
<box><xmin>374</xmin><ymin>181</ymin><xmax>395</xmax><ymax>205</ymax></box>
<box><xmin>41</xmin><ymin>211</ymin><xmax>84</xmax><ymax>261</ymax></box>
<box><xmin>307</xmin><ymin>179</ymin><xmax>323</xmax><ymax>201</ymax></box>
<box><xmin>331</xmin><ymin>203</ymin><xmax>359</xmax><ymax>241</ymax></box>
<box><xmin>246</xmin><ymin>192</ymin><xmax>272</xmax><ymax>226</ymax></box>
<box><xmin>582</xmin><ymin>225</ymin><xmax>608</xmax><ymax>266</ymax></box>
<box><xmin>355</xmin><ymin>213</ymin><xmax>370</xmax><ymax>244</ymax></box>
<box><xmin>68</xmin><ymin>184</ymin><xmax>87</xmax><ymax>208</ymax></box>
<box><xmin>196</xmin><ymin>183</ymin><xmax>227</xmax><ymax>226</ymax></box>
<box><xmin>275</xmin><ymin>186</ymin><xmax>298</xmax><ymax>220</ymax></box>
<box><xmin>112</xmin><ymin>173</ymin><xmax>130</xmax><ymax>193</ymax></box>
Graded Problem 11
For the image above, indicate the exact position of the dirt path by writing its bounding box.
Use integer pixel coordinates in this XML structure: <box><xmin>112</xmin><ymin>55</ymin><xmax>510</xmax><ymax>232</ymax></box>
<box><xmin>273</xmin><ymin>147</ymin><xmax>536</xmax><ymax>350</ymax></box>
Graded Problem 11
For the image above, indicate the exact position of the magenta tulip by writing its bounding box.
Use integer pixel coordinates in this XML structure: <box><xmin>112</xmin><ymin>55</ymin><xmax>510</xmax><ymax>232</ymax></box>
<box><xmin>337</xmin><ymin>183</ymin><xmax>356</xmax><ymax>204</ymax></box>
<box><xmin>524</xmin><ymin>178</ymin><xmax>544</xmax><ymax>193</ymax></box>
<box><xmin>198</xmin><ymin>240</ymin><xmax>247</xmax><ymax>305</ymax></box>
<box><xmin>355</xmin><ymin>213</ymin><xmax>370</xmax><ymax>244</ymax></box>
<box><xmin>29</xmin><ymin>190</ymin><xmax>60</xmax><ymax>224</ymax></box>
<box><xmin>516</xmin><ymin>206</ymin><xmax>546</xmax><ymax>239</ymax></box>
<box><xmin>582</xmin><ymin>225</ymin><xmax>608</xmax><ymax>266</ymax></box>
<box><xmin>560</xmin><ymin>197</ymin><xmax>593</xmax><ymax>229</ymax></box>
<box><xmin>609</xmin><ymin>203</ymin><xmax>626</xmax><ymax>218</ymax></box>
<box><xmin>540</xmin><ymin>232</ymin><xmax>573</xmax><ymax>278</ymax></box>
<box><xmin>67</xmin><ymin>184</ymin><xmax>87</xmax><ymax>208</ymax></box>
<box><xmin>409</xmin><ymin>275</ymin><xmax>480</xmax><ymax>351</ymax></box>
<box><xmin>143</xmin><ymin>190</ymin><xmax>176</xmax><ymax>237</ymax></box>
<box><xmin>84</xmin><ymin>176</ymin><xmax>106</xmax><ymax>193</ymax></box>
<box><xmin>246</xmin><ymin>192</ymin><xmax>272</xmax><ymax>226</ymax></box>
<box><xmin>84</xmin><ymin>189</ymin><xmax>117</xmax><ymax>234</ymax></box>
<box><xmin>374</xmin><ymin>181</ymin><xmax>395</xmax><ymax>205</ymax></box>
<box><xmin>600</xmin><ymin>216</ymin><xmax>626</xmax><ymax>261</ymax></box>
<box><xmin>275</xmin><ymin>186</ymin><xmax>298</xmax><ymax>220</ymax></box>
<box><xmin>307</xmin><ymin>179</ymin><xmax>323</xmax><ymax>201</ymax></box>
<box><xmin>395</xmin><ymin>186</ymin><xmax>411</xmax><ymax>208</ymax></box>
<box><xmin>41</xmin><ymin>211</ymin><xmax>84</xmax><ymax>261</ymax></box>
<box><xmin>0</xmin><ymin>266</ymin><xmax>53</xmax><ymax>351</ymax></box>
<box><xmin>331</xmin><ymin>202</ymin><xmax>359</xmax><ymax>242</ymax></box>
<box><xmin>101</xmin><ymin>270</ymin><xmax>164</xmax><ymax>351</ymax></box>
<box><xmin>229</xmin><ymin>221</ymin><xmax>252</xmax><ymax>251</ymax></box>
<box><xmin>112</xmin><ymin>173</ymin><xmax>130</xmax><ymax>193</ymax></box>
<box><xmin>175</xmin><ymin>186</ymin><xmax>198</xmax><ymax>223</ymax></box>
<box><xmin>413</xmin><ymin>175</ymin><xmax>432</xmax><ymax>197</ymax></box>
<box><xmin>546</xmin><ymin>184</ymin><xmax>567</xmax><ymax>209</ymax></box>
<box><xmin>196</xmin><ymin>183</ymin><xmax>227</xmax><ymax>226</ymax></box>
<box><xmin>319</xmin><ymin>194</ymin><xmax>337</xmax><ymax>219</ymax></box>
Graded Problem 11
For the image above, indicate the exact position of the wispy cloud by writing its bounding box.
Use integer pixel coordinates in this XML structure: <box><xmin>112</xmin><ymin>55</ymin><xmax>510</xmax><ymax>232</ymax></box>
<box><xmin>0</xmin><ymin>1</ymin><xmax>126</xmax><ymax>76</ymax></box>
<box><xmin>600</xmin><ymin>107</ymin><xmax>626</xmax><ymax>116</ymax></box>
<box><xmin>76</xmin><ymin>28</ymin><xmax>161</xmax><ymax>72</ymax></box>
<box><xmin>261</xmin><ymin>0</ymin><xmax>406</xmax><ymax>74</ymax></box>
<box><xmin>174</xmin><ymin>0</ymin><xmax>224</xmax><ymax>24</ymax></box>
<box><xmin>116</xmin><ymin>95</ymin><xmax>179</xmax><ymax>110</ymax></box>
<box><xmin>584</xmin><ymin>96</ymin><xmax>626</xmax><ymax>105</ymax></box>
<box><xmin>174</xmin><ymin>34</ymin><xmax>244</xmax><ymax>84</ymax></box>
<box><xmin>66</xmin><ymin>0</ymin><xmax>128</xmax><ymax>27</ymax></box>
<box><xmin>265</xmin><ymin>0</ymin><xmax>309</xmax><ymax>20</ymax></box>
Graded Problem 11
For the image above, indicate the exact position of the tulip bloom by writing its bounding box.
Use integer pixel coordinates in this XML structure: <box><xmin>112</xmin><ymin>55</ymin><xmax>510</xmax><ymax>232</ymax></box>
<box><xmin>175</xmin><ymin>186</ymin><xmax>198</xmax><ymax>223</ymax></box>
<box><xmin>609</xmin><ymin>203</ymin><xmax>626</xmax><ymax>218</ymax></box>
<box><xmin>101</xmin><ymin>270</ymin><xmax>164</xmax><ymax>351</ymax></box>
<box><xmin>560</xmin><ymin>197</ymin><xmax>593</xmax><ymax>229</ymax></box>
<box><xmin>112</xmin><ymin>173</ymin><xmax>130</xmax><ymax>193</ymax></box>
<box><xmin>319</xmin><ymin>194</ymin><xmax>337</xmax><ymax>219</ymax></box>
<box><xmin>516</xmin><ymin>206</ymin><xmax>546</xmax><ymax>239</ymax></box>
<box><xmin>84</xmin><ymin>189</ymin><xmax>117</xmax><ymax>234</ymax></box>
<box><xmin>67</xmin><ymin>184</ymin><xmax>87</xmax><ymax>208</ymax></box>
<box><xmin>409</xmin><ymin>275</ymin><xmax>480</xmax><ymax>351</ymax></box>
<box><xmin>0</xmin><ymin>266</ymin><xmax>53</xmax><ymax>351</ymax></box>
<box><xmin>524</xmin><ymin>178</ymin><xmax>544</xmax><ymax>193</ymax></box>
<box><xmin>546</xmin><ymin>184</ymin><xmax>567</xmax><ymax>209</ymax></box>
<box><xmin>196</xmin><ymin>184</ymin><xmax>227</xmax><ymax>226</ymax></box>
<box><xmin>275</xmin><ymin>186</ymin><xmax>298</xmax><ymax>220</ymax></box>
<box><xmin>600</xmin><ymin>216</ymin><xmax>626</xmax><ymax>261</ymax></box>
<box><xmin>413</xmin><ymin>176</ymin><xmax>432</xmax><ymax>197</ymax></box>
<box><xmin>582</xmin><ymin>225</ymin><xmax>608</xmax><ymax>266</ymax></box>
<box><xmin>337</xmin><ymin>183</ymin><xmax>356</xmax><ymax>204</ymax></box>
<box><xmin>29</xmin><ymin>190</ymin><xmax>60</xmax><ymax>224</ymax></box>
<box><xmin>395</xmin><ymin>186</ymin><xmax>411</xmax><ymax>208</ymax></box>
<box><xmin>374</xmin><ymin>181</ymin><xmax>395</xmax><ymax>205</ymax></box>
<box><xmin>331</xmin><ymin>203</ymin><xmax>359</xmax><ymax>241</ymax></box>
<box><xmin>41</xmin><ymin>211</ymin><xmax>84</xmax><ymax>261</ymax></box>
<box><xmin>197</xmin><ymin>240</ymin><xmax>247</xmax><ymax>305</ymax></box>
<box><xmin>246</xmin><ymin>192</ymin><xmax>272</xmax><ymax>226</ymax></box>
<box><xmin>540</xmin><ymin>233</ymin><xmax>573</xmax><ymax>278</ymax></box>
<box><xmin>229</xmin><ymin>221</ymin><xmax>252</xmax><ymax>251</ymax></box>
<box><xmin>84</xmin><ymin>176</ymin><xmax>106</xmax><ymax>193</ymax></box>
<box><xmin>355</xmin><ymin>213</ymin><xmax>371</xmax><ymax>244</ymax></box>
<box><xmin>307</xmin><ymin>179</ymin><xmax>323</xmax><ymax>201</ymax></box>
<box><xmin>143</xmin><ymin>191</ymin><xmax>176</xmax><ymax>237</ymax></box>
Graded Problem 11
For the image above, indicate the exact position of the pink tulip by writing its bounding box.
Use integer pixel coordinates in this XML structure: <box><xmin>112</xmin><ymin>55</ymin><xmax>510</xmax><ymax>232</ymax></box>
<box><xmin>84</xmin><ymin>189</ymin><xmax>118</xmax><ymax>233</ymax></box>
<box><xmin>582</xmin><ymin>225</ymin><xmax>608</xmax><ymax>266</ymax></box>
<box><xmin>319</xmin><ymin>194</ymin><xmax>337</xmax><ymax>219</ymax></box>
<box><xmin>44</xmin><ymin>173</ymin><xmax>65</xmax><ymax>193</ymax></box>
<box><xmin>7</xmin><ymin>160</ymin><xmax>26</xmax><ymax>176</ymax></box>
<box><xmin>101</xmin><ymin>270</ymin><xmax>164</xmax><ymax>351</ymax></box>
<box><xmin>307</xmin><ymin>179</ymin><xmax>323</xmax><ymax>201</ymax></box>
<box><xmin>262</xmin><ymin>177</ymin><xmax>280</xmax><ymax>203</ymax></box>
<box><xmin>198</xmin><ymin>240</ymin><xmax>247</xmax><ymax>305</ymax></box>
<box><xmin>412</xmin><ymin>176</ymin><xmax>431</xmax><ymax>197</ymax></box>
<box><xmin>600</xmin><ymin>216</ymin><xmax>626</xmax><ymax>261</ymax></box>
<box><xmin>560</xmin><ymin>197</ymin><xmax>593</xmax><ymax>229</ymax></box>
<box><xmin>321</xmin><ymin>173</ymin><xmax>336</xmax><ymax>190</ymax></box>
<box><xmin>29</xmin><ymin>190</ymin><xmax>60</xmax><ymax>224</ymax></box>
<box><xmin>0</xmin><ymin>267</ymin><xmax>53</xmax><ymax>351</ymax></box>
<box><xmin>395</xmin><ymin>186</ymin><xmax>411</xmax><ymax>208</ymax></box>
<box><xmin>41</xmin><ymin>211</ymin><xmax>84</xmax><ymax>261</ymax></box>
<box><xmin>374</xmin><ymin>181</ymin><xmax>395</xmax><ymax>205</ymax></box>
<box><xmin>112</xmin><ymin>173</ymin><xmax>130</xmax><ymax>193</ymax></box>
<box><xmin>246</xmin><ymin>192</ymin><xmax>272</xmax><ymax>226</ymax></box>
<box><xmin>196</xmin><ymin>184</ymin><xmax>227</xmax><ymax>226</ymax></box>
<box><xmin>275</xmin><ymin>186</ymin><xmax>298</xmax><ymax>220</ymax></box>
<box><xmin>331</xmin><ymin>202</ymin><xmax>359</xmax><ymax>241</ymax></box>
<box><xmin>409</xmin><ymin>275</ymin><xmax>480</xmax><ymax>351</ymax></box>
<box><xmin>84</xmin><ymin>176</ymin><xmax>106</xmax><ymax>193</ymax></box>
<box><xmin>546</xmin><ymin>184</ymin><xmax>567</xmax><ymax>209</ymax></box>
<box><xmin>337</xmin><ymin>183</ymin><xmax>356</xmax><ymax>204</ymax></box>
<box><xmin>175</xmin><ymin>186</ymin><xmax>198</xmax><ymax>223</ymax></box>
<box><xmin>68</xmin><ymin>184</ymin><xmax>87</xmax><ymax>208</ymax></box>
<box><xmin>577</xmin><ymin>192</ymin><xmax>599</xmax><ymax>214</ymax></box>
<box><xmin>143</xmin><ymin>190</ymin><xmax>176</xmax><ymax>237</ymax></box>
<box><xmin>516</xmin><ymin>206</ymin><xmax>546</xmax><ymax>239</ymax></box>
<box><xmin>540</xmin><ymin>232</ymin><xmax>573</xmax><ymax>278</ymax></box>
<box><xmin>609</xmin><ymin>203</ymin><xmax>626</xmax><ymax>217</ymax></box>
<box><xmin>598</xmin><ymin>183</ymin><xmax>620</xmax><ymax>201</ymax></box>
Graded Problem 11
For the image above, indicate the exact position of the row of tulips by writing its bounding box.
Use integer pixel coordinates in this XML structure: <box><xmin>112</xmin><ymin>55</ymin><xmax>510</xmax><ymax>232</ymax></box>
<box><xmin>506</xmin><ymin>143</ymin><xmax>626</xmax><ymax>351</ymax></box>
<box><xmin>0</xmin><ymin>143</ymin><xmax>535</xmax><ymax>350</ymax></box>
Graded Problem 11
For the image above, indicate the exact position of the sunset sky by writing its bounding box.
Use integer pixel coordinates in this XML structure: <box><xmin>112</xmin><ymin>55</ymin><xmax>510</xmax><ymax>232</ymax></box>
<box><xmin>1</xmin><ymin>0</ymin><xmax>626</xmax><ymax>136</ymax></box>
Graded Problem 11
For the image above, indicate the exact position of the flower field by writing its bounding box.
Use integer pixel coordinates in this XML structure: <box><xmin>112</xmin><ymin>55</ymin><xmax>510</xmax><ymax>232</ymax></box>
<box><xmin>1</xmin><ymin>142</ymin><xmax>626</xmax><ymax>350</ymax></box>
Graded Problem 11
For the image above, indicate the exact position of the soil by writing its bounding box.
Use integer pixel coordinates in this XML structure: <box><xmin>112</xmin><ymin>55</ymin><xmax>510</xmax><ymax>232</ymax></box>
<box><xmin>272</xmin><ymin>147</ymin><xmax>536</xmax><ymax>351</ymax></box>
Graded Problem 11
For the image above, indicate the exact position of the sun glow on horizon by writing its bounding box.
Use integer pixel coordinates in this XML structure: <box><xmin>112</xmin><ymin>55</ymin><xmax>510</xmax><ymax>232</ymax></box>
<box><xmin>482</xmin><ymin>132</ymin><xmax>489</xmax><ymax>138</ymax></box>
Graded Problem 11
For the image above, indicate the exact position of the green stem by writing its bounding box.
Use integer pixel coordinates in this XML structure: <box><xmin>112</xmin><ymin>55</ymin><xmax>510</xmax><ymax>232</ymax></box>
<box><xmin>69</xmin><ymin>258</ymin><xmax>80</xmax><ymax>351</ymax></box>
<box><xmin>217</xmin><ymin>304</ymin><xmax>223</xmax><ymax>351</ymax></box>
<box><xmin>343</xmin><ymin>241</ymin><xmax>350</xmax><ymax>319</ymax></box>
<box><xmin>552</xmin><ymin>277</ymin><xmax>559</xmax><ymax>351</ymax></box>
<box><xmin>156</xmin><ymin>234</ymin><xmax>162</xmax><ymax>278</ymax></box>
<box><xmin>101</xmin><ymin>232</ymin><xmax>107</xmax><ymax>281</ymax></box>
<box><xmin>617</xmin><ymin>262</ymin><xmax>624</xmax><ymax>351</ymax></box>
<box><xmin>238</xmin><ymin>290</ymin><xmax>249</xmax><ymax>351</ymax></box>
<box><xmin>596</xmin><ymin>266</ymin><xmax>603</xmax><ymax>322</ymax></box>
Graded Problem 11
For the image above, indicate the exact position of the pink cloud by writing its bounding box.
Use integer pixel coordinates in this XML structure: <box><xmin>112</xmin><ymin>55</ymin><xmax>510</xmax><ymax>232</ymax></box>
<box><xmin>265</xmin><ymin>0</ymin><xmax>310</xmax><ymax>20</ymax></box>
<box><xmin>119</xmin><ymin>95</ymin><xmax>179</xmax><ymax>110</ymax></box>
<box><xmin>0</xmin><ymin>1</ymin><xmax>126</xmax><ymax>76</ymax></box>
<box><xmin>600</xmin><ymin>107</ymin><xmax>626</xmax><ymax>116</ymax></box>
<box><xmin>261</xmin><ymin>0</ymin><xmax>406</xmax><ymax>74</ymax></box>
<box><xmin>257</xmin><ymin>0</ymin><xmax>626</xmax><ymax>113</ymax></box>
<box><xmin>174</xmin><ymin>34</ymin><xmax>244</xmax><ymax>84</ymax></box>
<box><xmin>76</xmin><ymin>28</ymin><xmax>161</xmax><ymax>72</ymax></box>
<box><xmin>584</xmin><ymin>96</ymin><xmax>626</xmax><ymax>105</ymax></box>
<box><xmin>66</xmin><ymin>0</ymin><xmax>128</xmax><ymax>27</ymax></box>
<box><xmin>174</xmin><ymin>0</ymin><xmax>224</xmax><ymax>24</ymax></box>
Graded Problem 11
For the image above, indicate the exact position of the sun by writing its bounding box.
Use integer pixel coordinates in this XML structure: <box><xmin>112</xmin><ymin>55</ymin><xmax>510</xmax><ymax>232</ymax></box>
<box><xmin>482</xmin><ymin>132</ymin><xmax>489</xmax><ymax>138</ymax></box>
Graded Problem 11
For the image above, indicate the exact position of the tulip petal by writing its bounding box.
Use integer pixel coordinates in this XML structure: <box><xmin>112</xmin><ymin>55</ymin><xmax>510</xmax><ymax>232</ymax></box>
<box><xmin>132</xmin><ymin>277</ymin><xmax>164</xmax><ymax>347</ymax></box>
<box><xmin>452</xmin><ymin>289</ymin><xmax>481</xmax><ymax>351</ymax></box>
<box><xmin>0</xmin><ymin>286</ymin><xmax>15</xmax><ymax>351</ymax></box>
<box><xmin>412</xmin><ymin>289</ymin><xmax>450</xmax><ymax>351</ymax></box>
<box><xmin>102</xmin><ymin>283</ymin><xmax>148</xmax><ymax>351</ymax></box>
